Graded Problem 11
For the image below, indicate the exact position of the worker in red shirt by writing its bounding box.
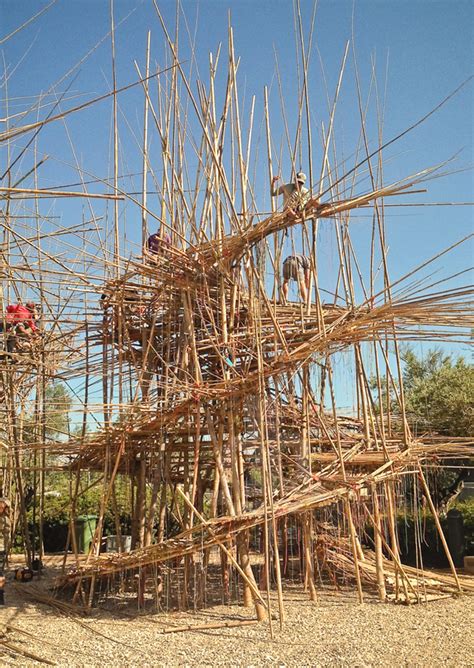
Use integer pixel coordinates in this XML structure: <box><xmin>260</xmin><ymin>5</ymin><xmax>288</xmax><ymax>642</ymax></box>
<box><xmin>3</xmin><ymin>302</ymin><xmax>39</xmax><ymax>354</ymax></box>
<box><xmin>6</xmin><ymin>302</ymin><xmax>38</xmax><ymax>334</ymax></box>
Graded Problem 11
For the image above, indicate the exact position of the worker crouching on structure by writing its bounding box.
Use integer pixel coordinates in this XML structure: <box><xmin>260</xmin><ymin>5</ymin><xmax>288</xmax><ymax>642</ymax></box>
<box><xmin>271</xmin><ymin>171</ymin><xmax>310</xmax><ymax>219</ymax></box>
<box><xmin>281</xmin><ymin>254</ymin><xmax>311</xmax><ymax>303</ymax></box>
<box><xmin>144</xmin><ymin>229</ymin><xmax>171</xmax><ymax>262</ymax></box>
<box><xmin>1</xmin><ymin>302</ymin><xmax>40</xmax><ymax>356</ymax></box>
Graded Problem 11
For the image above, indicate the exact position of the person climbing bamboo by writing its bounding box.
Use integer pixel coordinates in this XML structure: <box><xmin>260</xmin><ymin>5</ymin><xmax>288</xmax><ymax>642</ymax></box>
<box><xmin>271</xmin><ymin>171</ymin><xmax>310</xmax><ymax>219</ymax></box>
<box><xmin>144</xmin><ymin>229</ymin><xmax>171</xmax><ymax>261</ymax></box>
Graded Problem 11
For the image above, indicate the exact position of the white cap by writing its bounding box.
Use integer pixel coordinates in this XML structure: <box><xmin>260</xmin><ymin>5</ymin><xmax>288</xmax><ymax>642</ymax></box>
<box><xmin>296</xmin><ymin>171</ymin><xmax>306</xmax><ymax>183</ymax></box>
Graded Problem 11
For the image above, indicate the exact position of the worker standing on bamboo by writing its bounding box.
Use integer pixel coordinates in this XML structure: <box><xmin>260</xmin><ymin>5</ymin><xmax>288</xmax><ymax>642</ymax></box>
<box><xmin>280</xmin><ymin>254</ymin><xmax>311</xmax><ymax>304</ymax></box>
<box><xmin>271</xmin><ymin>173</ymin><xmax>312</xmax><ymax>303</ymax></box>
<box><xmin>271</xmin><ymin>171</ymin><xmax>310</xmax><ymax>218</ymax></box>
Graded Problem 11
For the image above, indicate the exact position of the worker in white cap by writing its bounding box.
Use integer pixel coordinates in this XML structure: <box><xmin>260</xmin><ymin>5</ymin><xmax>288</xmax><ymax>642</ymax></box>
<box><xmin>271</xmin><ymin>171</ymin><xmax>309</xmax><ymax>216</ymax></box>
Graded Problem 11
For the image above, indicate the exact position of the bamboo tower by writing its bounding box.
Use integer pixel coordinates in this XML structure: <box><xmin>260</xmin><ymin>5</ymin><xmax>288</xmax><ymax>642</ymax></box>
<box><xmin>1</xmin><ymin>4</ymin><xmax>473</xmax><ymax>629</ymax></box>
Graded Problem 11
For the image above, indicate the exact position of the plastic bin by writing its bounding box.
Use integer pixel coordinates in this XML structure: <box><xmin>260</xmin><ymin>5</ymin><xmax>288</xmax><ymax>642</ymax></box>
<box><xmin>106</xmin><ymin>534</ymin><xmax>132</xmax><ymax>553</ymax></box>
<box><xmin>75</xmin><ymin>515</ymin><xmax>97</xmax><ymax>553</ymax></box>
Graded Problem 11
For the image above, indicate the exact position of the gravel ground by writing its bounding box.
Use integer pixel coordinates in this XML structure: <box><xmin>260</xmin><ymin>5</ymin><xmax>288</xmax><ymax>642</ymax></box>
<box><xmin>1</xmin><ymin>559</ymin><xmax>473</xmax><ymax>667</ymax></box>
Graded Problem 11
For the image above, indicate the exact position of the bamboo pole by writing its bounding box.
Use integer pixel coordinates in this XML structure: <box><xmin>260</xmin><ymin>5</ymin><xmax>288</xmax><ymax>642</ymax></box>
<box><xmin>372</xmin><ymin>484</ymin><xmax>387</xmax><ymax>601</ymax></box>
<box><xmin>417</xmin><ymin>465</ymin><xmax>462</xmax><ymax>593</ymax></box>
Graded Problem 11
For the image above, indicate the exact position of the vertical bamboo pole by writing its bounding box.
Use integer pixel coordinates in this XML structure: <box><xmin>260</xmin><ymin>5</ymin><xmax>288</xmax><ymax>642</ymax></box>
<box><xmin>141</xmin><ymin>31</ymin><xmax>151</xmax><ymax>250</ymax></box>
<box><xmin>417</xmin><ymin>466</ymin><xmax>462</xmax><ymax>592</ymax></box>
<box><xmin>372</xmin><ymin>484</ymin><xmax>387</xmax><ymax>601</ymax></box>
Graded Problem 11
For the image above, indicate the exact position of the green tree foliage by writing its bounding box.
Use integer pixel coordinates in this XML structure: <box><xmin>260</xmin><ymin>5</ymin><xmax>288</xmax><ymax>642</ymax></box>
<box><xmin>22</xmin><ymin>382</ymin><xmax>72</xmax><ymax>443</ymax></box>
<box><xmin>401</xmin><ymin>348</ymin><xmax>473</xmax><ymax>436</ymax></box>
<box><xmin>43</xmin><ymin>383</ymin><xmax>72</xmax><ymax>439</ymax></box>
<box><xmin>371</xmin><ymin>347</ymin><xmax>473</xmax><ymax>512</ymax></box>
<box><xmin>372</xmin><ymin>346</ymin><xmax>473</xmax><ymax>437</ymax></box>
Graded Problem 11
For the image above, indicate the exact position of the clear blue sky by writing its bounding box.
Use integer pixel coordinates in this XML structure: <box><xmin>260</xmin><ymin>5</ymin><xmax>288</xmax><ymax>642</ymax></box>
<box><xmin>1</xmin><ymin>0</ymin><xmax>473</xmax><ymax>411</ymax></box>
<box><xmin>3</xmin><ymin>1</ymin><xmax>472</xmax><ymax>266</ymax></box>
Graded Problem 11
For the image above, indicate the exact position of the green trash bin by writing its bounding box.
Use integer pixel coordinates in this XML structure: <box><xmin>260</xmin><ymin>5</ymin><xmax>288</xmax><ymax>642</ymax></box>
<box><xmin>75</xmin><ymin>515</ymin><xmax>98</xmax><ymax>553</ymax></box>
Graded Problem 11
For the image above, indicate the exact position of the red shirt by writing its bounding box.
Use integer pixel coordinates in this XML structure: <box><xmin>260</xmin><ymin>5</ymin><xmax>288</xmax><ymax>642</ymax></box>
<box><xmin>5</xmin><ymin>305</ymin><xmax>37</xmax><ymax>331</ymax></box>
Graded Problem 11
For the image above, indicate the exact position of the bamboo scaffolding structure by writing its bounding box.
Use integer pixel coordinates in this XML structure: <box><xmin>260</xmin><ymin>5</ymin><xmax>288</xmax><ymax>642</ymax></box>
<box><xmin>1</xmin><ymin>5</ymin><xmax>472</xmax><ymax>637</ymax></box>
